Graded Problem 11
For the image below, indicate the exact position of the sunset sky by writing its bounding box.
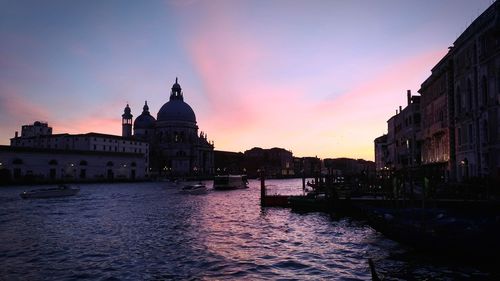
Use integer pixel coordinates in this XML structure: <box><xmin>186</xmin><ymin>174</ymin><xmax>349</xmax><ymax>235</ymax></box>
<box><xmin>0</xmin><ymin>0</ymin><xmax>493</xmax><ymax>160</ymax></box>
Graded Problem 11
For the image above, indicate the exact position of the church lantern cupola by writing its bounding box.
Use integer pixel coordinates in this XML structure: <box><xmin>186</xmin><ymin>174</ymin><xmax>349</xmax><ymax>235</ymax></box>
<box><xmin>170</xmin><ymin>77</ymin><xmax>183</xmax><ymax>101</ymax></box>
<box><xmin>122</xmin><ymin>103</ymin><xmax>133</xmax><ymax>137</ymax></box>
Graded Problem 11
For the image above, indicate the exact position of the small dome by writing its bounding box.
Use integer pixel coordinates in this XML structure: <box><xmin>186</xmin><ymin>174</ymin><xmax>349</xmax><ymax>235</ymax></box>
<box><xmin>122</xmin><ymin>104</ymin><xmax>132</xmax><ymax>118</ymax></box>
<box><xmin>134</xmin><ymin>101</ymin><xmax>156</xmax><ymax>128</ymax></box>
<box><xmin>134</xmin><ymin>113</ymin><xmax>156</xmax><ymax>128</ymax></box>
<box><xmin>157</xmin><ymin>100</ymin><xmax>196</xmax><ymax>123</ymax></box>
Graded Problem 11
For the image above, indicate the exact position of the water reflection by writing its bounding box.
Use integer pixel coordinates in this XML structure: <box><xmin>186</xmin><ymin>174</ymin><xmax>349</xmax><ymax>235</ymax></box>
<box><xmin>0</xmin><ymin>180</ymin><xmax>494</xmax><ymax>280</ymax></box>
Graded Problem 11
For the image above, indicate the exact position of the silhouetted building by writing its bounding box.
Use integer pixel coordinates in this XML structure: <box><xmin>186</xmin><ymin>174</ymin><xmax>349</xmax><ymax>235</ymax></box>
<box><xmin>5</xmin><ymin>122</ymin><xmax>149</xmax><ymax>183</ymax></box>
<box><xmin>324</xmin><ymin>158</ymin><xmax>375</xmax><ymax>177</ymax></box>
<box><xmin>419</xmin><ymin>52</ymin><xmax>456</xmax><ymax>182</ymax></box>
<box><xmin>382</xmin><ymin>91</ymin><xmax>421</xmax><ymax>173</ymax></box>
<box><xmin>0</xmin><ymin>145</ymin><xmax>147</xmax><ymax>184</ymax></box>
<box><xmin>452</xmin><ymin>1</ymin><xmax>500</xmax><ymax>182</ymax></box>
<box><xmin>376</xmin><ymin>1</ymin><xmax>500</xmax><ymax>184</ymax></box>
<box><xmin>19</xmin><ymin>121</ymin><xmax>52</xmax><ymax>138</ymax></box>
<box><xmin>374</xmin><ymin>134</ymin><xmax>388</xmax><ymax>172</ymax></box>
<box><xmin>300</xmin><ymin>156</ymin><xmax>322</xmax><ymax>177</ymax></box>
<box><xmin>124</xmin><ymin>78</ymin><xmax>215</xmax><ymax>177</ymax></box>
<box><xmin>214</xmin><ymin>150</ymin><xmax>245</xmax><ymax>175</ymax></box>
<box><xmin>243</xmin><ymin>147</ymin><xmax>293</xmax><ymax>177</ymax></box>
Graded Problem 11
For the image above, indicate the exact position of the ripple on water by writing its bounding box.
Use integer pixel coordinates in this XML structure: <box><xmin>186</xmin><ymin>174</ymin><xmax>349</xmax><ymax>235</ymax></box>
<box><xmin>0</xmin><ymin>180</ymin><xmax>494</xmax><ymax>280</ymax></box>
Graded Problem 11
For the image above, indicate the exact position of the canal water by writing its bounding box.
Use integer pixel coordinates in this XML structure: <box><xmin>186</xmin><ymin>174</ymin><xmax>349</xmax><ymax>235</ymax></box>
<box><xmin>0</xmin><ymin>179</ymin><xmax>494</xmax><ymax>280</ymax></box>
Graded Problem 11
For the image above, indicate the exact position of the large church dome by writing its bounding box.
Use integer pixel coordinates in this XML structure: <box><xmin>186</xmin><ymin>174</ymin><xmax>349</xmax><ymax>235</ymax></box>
<box><xmin>157</xmin><ymin>78</ymin><xmax>197</xmax><ymax>123</ymax></box>
<box><xmin>134</xmin><ymin>101</ymin><xmax>156</xmax><ymax>128</ymax></box>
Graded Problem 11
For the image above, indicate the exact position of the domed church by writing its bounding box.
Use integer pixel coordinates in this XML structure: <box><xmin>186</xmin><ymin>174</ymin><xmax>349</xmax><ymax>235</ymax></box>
<box><xmin>121</xmin><ymin>78</ymin><xmax>214</xmax><ymax>177</ymax></box>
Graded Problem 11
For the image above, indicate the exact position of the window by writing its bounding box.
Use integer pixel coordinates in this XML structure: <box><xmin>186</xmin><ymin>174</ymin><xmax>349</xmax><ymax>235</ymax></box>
<box><xmin>456</xmin><ymin>86</ymin><xmax>462</xmax><ymax>114</ymax></box>
<box><xmin>468</xmin><ymin>124</ymin><xmax>473</xmax><ymax>144</ymax></box>
<box><xmin>467</xmin><ymin>79</ymin><xmax>473</xmax><ymax>112</ymax></box>
<box><xmin>483</xmin><ymin>120</ymin><xmax>489</xmax><ymax>144</ymax></box>
<box><xmin>482</xmin><ymin>75</ymin><xmax>488</xmax><ymax>106</ymax></box>
<box><xmin>458</xmin><ymin>127</ymin><xmax>462</xmax><ymax>146</ymax></box>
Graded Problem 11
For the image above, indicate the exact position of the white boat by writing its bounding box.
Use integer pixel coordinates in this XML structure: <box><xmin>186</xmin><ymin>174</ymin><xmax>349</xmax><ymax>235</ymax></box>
<box><xmin>180</xmin><ymin>183</ymin><xmax>208</xmax><ymax>195</ymax></box>
<box><xmin>20</xmin><ymin>185</ymin><xmax>80</xmax><ymax>199</ymax></box>
<box><xmin>213</xmin><ymin>175</ymin><xmax>249</xmax><ymax>190</ymax></box>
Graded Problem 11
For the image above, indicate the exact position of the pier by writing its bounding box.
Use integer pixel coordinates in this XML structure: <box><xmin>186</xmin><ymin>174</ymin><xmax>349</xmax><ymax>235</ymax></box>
<box><xmin>259</xmin><ymin>174</ymin><xmax>500</xmax><ymax>257</ymax></box>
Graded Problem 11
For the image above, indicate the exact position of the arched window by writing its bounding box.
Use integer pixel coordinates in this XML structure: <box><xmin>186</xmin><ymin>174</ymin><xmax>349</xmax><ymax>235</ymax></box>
<box><xmin>80</xmin><ymin>160</ymin><xmax>88</xmax><ymax>166</ymax></box>
<box><xmin>131</xmin><ymin>162</ymin><xmax>137</xmax><ymax>167</ymax></box>
<box><xmin>49</xmin><ymin>159</ymin><xmax>58</xmax><ymax>165</ymax></box>
<box><xmin>106</xmin><ymin>161</ymin><xmax>114</xmax><ymax>167</ymax></box>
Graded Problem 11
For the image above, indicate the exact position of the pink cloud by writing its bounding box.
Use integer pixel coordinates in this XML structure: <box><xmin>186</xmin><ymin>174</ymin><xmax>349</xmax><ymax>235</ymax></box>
<box><xmin>0</xmin><ymin>84</ymin><xmax>52</xmax><ymax>144</ymax></box>
<box><xmin>180</xmin><ymin>1</ymin><xmax>449</xmax><ymax>160</ymax></box>
<box><xmin>53</xmin><ymin>116</ymin><xmax>120</xmax><ymax>136</ymax></box>
<box><xmin>0</xmin><ymin>86</ymin><xmax>51</xmax><ymax>124</ymax></box>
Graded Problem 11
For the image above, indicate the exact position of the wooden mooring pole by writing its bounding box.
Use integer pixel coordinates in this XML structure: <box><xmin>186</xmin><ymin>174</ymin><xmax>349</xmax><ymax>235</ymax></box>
<box><xmin>260</xmin><ymin>170</ymin><xmax>266</xmax><ymax>205</ymax></box>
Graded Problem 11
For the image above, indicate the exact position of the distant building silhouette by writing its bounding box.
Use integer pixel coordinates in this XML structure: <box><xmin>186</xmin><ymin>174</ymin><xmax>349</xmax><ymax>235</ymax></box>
<box><xmin>243</xmin><ymin>147</ymin><xmax>293</xmax><ymax>178</ymax></box>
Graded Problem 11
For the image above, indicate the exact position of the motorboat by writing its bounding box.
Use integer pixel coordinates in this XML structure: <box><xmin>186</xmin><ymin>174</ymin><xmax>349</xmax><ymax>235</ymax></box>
<box><xmin>213</xmin><ymin>175</ymin><xmax>249</xmax><ymax>190</ymax></box>
<box><xmin>180</xmin><ymin>183</ymin><xmax>208</xmax><ymax>195</ymax></box>
<box><xmin>20</xmin><ymin>184</ymin><xmax>80</xmax><ymax>199</ymax></box>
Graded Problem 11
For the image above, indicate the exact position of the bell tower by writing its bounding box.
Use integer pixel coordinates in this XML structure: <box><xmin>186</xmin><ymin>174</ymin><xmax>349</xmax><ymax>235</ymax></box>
<box><xmin>122</xmin><ymin>104</ymin><xmax>133</xmax><ymax>137</ymax></box>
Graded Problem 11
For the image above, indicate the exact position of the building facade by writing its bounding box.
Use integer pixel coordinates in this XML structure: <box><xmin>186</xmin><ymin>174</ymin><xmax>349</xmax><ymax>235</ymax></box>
<box><xmin>374</xmin><ymin>134</ymin><xmax>388</xmax><ymax>171</ymax></box>
<box><xmin>4</xmin><ymin>122</ymin><xmax>149</xmax><ymax>183</ymax></box>
<box><xmin>243</xmin><ymin>147</ymin><xmax>293</xmax><ymax>178</ymax></box>
<box><xmin>452</xmin><ymin>2</ymin><xmax>500</xmax><ymax>182</ymax></box>
<box><xmin>0</xmin><ymin>146</ymin><xmax>147</xmax><ymax>184</ymax></box>
<box><xmin>124</xmin><ymin>78</ymin><xmax>215</xmax><ymax>177</ymax></box>
<box><xmin>376</xmin><ymin>1</ymin><xmax>500</xmax><ymax>184</ymax></box>
<box><xmin>419</xmin><ymin>53</ymin><xmax>455</xmax><ymax>182</ymax></box>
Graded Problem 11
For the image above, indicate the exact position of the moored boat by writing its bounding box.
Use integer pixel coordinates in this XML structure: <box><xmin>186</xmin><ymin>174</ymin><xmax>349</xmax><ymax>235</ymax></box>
<box><xmin>288</xmin><ymin>192</ymin><xmax>330</xmax><ymax>211</ymax></box>
<box><xmin>213</xmin><ymin>175</ymin><xmax>249</xmax><ymax>190</ymax></box>
<box><xmin>180</xmin><ymin>183</ymin><xmax>208</xmax><ymax>195</ymax></box>
<box><xmin>20</xmin><ymin>185</ymin><xmax>80</xmax><ymax>199</ymax></box>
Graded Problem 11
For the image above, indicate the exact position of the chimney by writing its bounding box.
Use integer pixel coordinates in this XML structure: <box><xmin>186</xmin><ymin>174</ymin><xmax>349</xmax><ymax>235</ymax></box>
<box><xmin>396</xmin><ymin>109</ymin><xmax>398</xmax><ymax>115</ymax></box>
<box><xmin>407</xmin><ymin>90</ymin><xmax>411</xmax><ymax>105</ymax></box>
<box><xmin>15</xmin><ymin>131</ymin><xmax>18</xmax><ymax>138</ymax></box>
<box><xmin>399</xmin><ymin>106</ymin><xmax>402</xmax><ymax>112</ymax></box>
